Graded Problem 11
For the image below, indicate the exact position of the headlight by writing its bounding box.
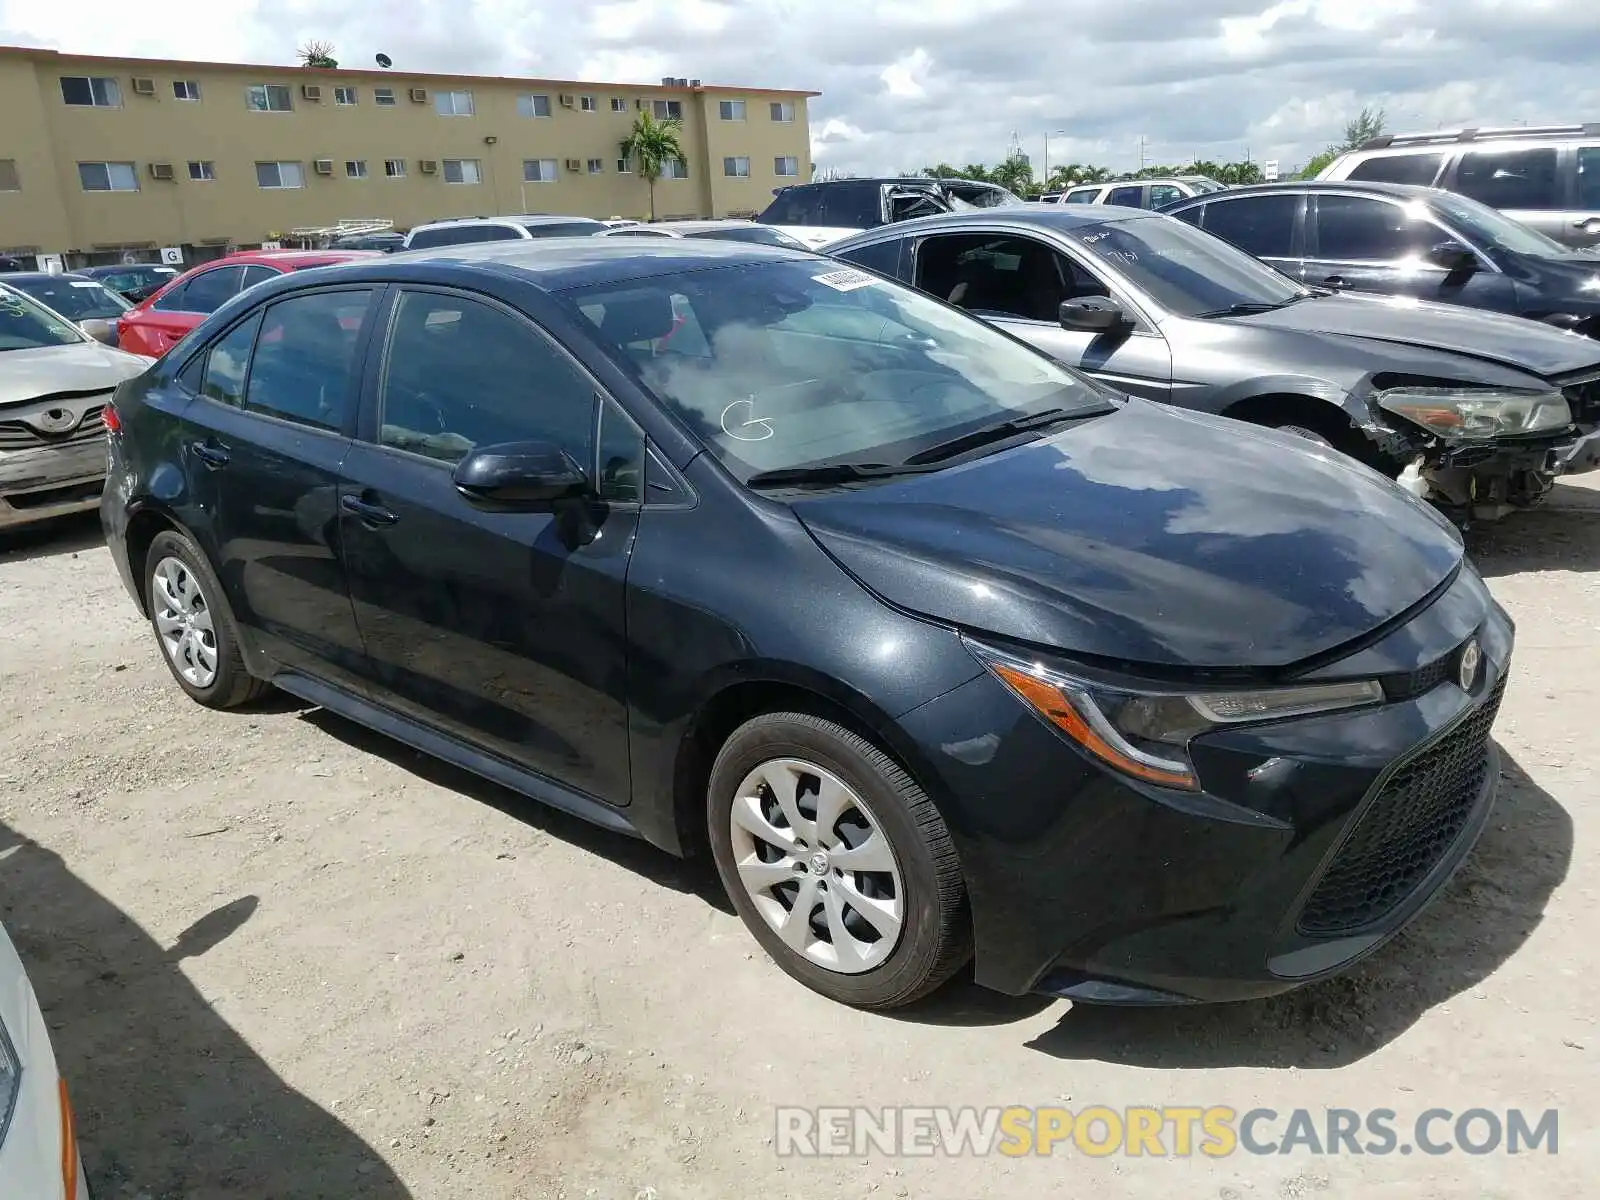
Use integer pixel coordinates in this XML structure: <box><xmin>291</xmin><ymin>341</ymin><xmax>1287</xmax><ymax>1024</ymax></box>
<box><xmin>0</xmin><ymin>1016</ymin><xmax>18</xmax><ymax>1149</ymax></box>
<box><xmin>1376</xmin><ymin>386</ymin><xmax>1571</xmax><ymax>439</ymax></box>
<box><xmin>968</xmin><ymin>640</ymin><xmax>1383</xmax><ymax>792</ymax></box>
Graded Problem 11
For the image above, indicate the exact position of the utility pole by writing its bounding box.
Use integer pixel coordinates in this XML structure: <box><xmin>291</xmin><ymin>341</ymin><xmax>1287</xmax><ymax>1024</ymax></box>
<box><xmin>1136</xmin><ymin>136</ymin><xmax>1147</xmax><ymax>172</ymax></box>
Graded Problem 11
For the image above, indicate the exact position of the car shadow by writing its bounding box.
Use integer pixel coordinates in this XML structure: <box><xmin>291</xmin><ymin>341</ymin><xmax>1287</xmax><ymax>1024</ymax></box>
<box><xmin>1467</xmin><ymin>481</ymin><xmax>1600</xmax><ymax>577</ymax></box>
<box><xmin>1023</xmin><ymin>750</ymin><xmax>1569</xmax><ymax>1068</ymax></box>
<box><xmin>297</xmin><ymin>707</ymin><xmax>735</xmax><ymax>914</ymax></box>
<box><xmin>0</xmin><ymin>824</ymin><xmax>412</xmax><ymax>1198</ymax></box>
<box><xmin>0</xmin><ymin>511</ymin><xmax>105</xmax><ymax>563</ymax></box>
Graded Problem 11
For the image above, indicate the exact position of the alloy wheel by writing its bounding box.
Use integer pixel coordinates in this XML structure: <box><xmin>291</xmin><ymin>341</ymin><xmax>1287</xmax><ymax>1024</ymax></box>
<box><xmin>727</xmin><ymin>757</ymin><xmax>904</xmax><ymax>974</ymax></box>
<box><xmin>151</xmin><ymin>555</ymin><xmax>219</xmax><ymax>688</ymax></box>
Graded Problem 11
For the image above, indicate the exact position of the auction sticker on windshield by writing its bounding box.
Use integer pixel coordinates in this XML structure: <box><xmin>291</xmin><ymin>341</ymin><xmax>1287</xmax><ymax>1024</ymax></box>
<box><xmin>813</xmin><ymin>268</ymin><xmax>877</xmax><ymax>292</ymax></box>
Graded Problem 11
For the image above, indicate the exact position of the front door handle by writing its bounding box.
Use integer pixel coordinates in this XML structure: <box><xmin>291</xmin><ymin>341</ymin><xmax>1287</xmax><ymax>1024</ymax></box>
<box><xmin>1320</xmin><ymin>275</ymin><xmax>1348</xmax><ymax>289</ymax></box>
<box><xmin>1575</xmin><ymin>217</ymin><xmax>1600</xmax><ymax>230</ymax></box>
<box><xmin>190</xmin><ymin>439</ymin><xmax>229</xmax><ymax>468</ymax></box>
<box><xmin>340</xmin><ymin>494</ymin><xmax>399</xmax><ymax>527</ymax></box>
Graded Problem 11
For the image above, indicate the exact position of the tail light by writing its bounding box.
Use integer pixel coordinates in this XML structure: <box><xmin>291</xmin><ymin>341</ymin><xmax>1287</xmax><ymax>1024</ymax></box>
<box><xmin>102</xmin><ymin>402</ymin><xmax>121</xmax><ymax>434</ymax></box>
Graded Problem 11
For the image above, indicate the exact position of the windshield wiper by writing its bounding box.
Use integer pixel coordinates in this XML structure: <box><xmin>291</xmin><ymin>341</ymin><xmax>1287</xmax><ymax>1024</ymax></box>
<box><xmin>902</xmin><ymin>406</ymin><xmax>1087</xmax><ymax>466</ymax></box>
<box><xmin>1194</xmin><ymin>296</ymin><xmax>1309</xmax><ymax>318</ymax></box>
<box><xmin>745</xmin><ymin>461</ymin><xmax>938</xmax><ymax>489</ymax></box>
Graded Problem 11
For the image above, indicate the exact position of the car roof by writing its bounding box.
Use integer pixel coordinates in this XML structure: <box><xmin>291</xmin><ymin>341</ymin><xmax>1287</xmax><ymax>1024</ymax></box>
<box><xmin>79</xmin><ymin>263</ymin><xmax>172</xmax><ymax>273</ymax></box>
<box><xmin>410</xmin><ymin>214</ymin><xmax>606</xmax><ymax>233</ymax></box>
<box><xmin>1161</xmin><ymin>180</ymin><xmax>1434</xmax><ymax>205</ymax></box>
<box><xmin>342</xmin><ymin>235</ymin><xmax>814</xmax><ymax>290</ymax></box>
<box><xmin>0</xmin><ymin>271</ymin><xmax>97</xmax><ymax>284</ymax></box>
<box><xmin>657</xmin><ymin>219</ymin><xmax>758</xmax><ymax>232</ymax></box>
<box><xmin>838</xmin><ymin>207</ymin><xmax>1153</xmax><ymax>241</ymax></box>
<box><xmin>217</xmin><ymin>249</ymin><xmax>382</xmax><ymax>266</ymax></box>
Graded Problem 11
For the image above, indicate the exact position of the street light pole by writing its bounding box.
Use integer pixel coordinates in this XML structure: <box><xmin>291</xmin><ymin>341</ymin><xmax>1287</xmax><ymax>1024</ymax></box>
<box><xmin>1043</xmin><ymin>129</ymin><xmax>1069</xmax><ymax>188</ymax></box>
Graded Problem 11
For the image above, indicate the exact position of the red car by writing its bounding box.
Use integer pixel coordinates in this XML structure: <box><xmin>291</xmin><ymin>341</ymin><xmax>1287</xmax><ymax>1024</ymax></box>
<box><xmin>117</xmin><ymin>249</ymin><xmax>379</xmax><ymax>357</ymax></box>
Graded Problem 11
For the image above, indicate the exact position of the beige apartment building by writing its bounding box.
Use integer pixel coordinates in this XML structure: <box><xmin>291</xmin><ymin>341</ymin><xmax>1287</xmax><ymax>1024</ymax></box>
<box><xmin>0</xmin><ymin>45</ymin><xmax>817</xmax><ymax>267</ymax></box>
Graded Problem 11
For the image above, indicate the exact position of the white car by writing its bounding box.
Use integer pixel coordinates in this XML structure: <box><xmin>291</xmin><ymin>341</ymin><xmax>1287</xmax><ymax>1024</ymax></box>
<box><xmin>0</xmin><ymin>919</ymin><xmax>89</xmax><ymax>1198</ymax></box>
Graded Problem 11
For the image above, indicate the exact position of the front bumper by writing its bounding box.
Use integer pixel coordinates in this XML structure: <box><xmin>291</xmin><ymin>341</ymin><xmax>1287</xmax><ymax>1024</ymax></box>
<box><xmin>0</xmin><ymin>436</ymin><xmax>107</xmax><ymax>531</ymax></box>
<box><xmin>896</xmin><ymin>570</ymin><xmax>1514</xmax><ymax>1003</ymax></box>
<box><xmin>1550</xmin><ymin>424</ymin><xmax>1600</xmax><ymax>475</ymax></box>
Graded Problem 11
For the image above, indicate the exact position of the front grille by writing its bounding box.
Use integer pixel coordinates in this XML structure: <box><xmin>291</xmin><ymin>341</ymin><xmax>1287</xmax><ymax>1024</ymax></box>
<box><xmin>1297</xmin><ymin>673</ymin><xmax>1506</xmax><ymax>936</ymax></box>
<box><xmin>0</xmin><ymin>405</ymin><xmax>106</xmax><ymax>450</ymax></box>
<box><xmin>1381</xmin><ymin>648</ymin><xmax>1455</xmax><ymax>701</ymax></box>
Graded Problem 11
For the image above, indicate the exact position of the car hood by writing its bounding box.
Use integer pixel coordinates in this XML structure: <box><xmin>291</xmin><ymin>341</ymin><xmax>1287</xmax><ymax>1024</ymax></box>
<box><xmin>1229</xmin><ymin>291</ymin><xmax>1600</xmax><ymax>379</ymax></box>
<box><xmin>0</xmin><ymin>341</ymin><xmax>150</xmax><ymax>409</ymax></box>
<box><xmin>762</xmin><ymin>224</ymin><xmax>864</xmax><ymax>250</ymax></box>
<box><xmin>793</xmin><ymin>400</ymin><xmax>1464</xmax><ymax>670</ymax></box>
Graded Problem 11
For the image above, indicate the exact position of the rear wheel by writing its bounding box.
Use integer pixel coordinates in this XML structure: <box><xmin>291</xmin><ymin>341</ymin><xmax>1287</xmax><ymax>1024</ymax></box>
<box><xmin>707</xmin><ymin>712</ymin><xmax>971</xmax><ymax>1009</ymax></box>
<box><xmin>143</xmin><ymin>530</ymin><xmax>266</xmax><ymax>709</ymax></box>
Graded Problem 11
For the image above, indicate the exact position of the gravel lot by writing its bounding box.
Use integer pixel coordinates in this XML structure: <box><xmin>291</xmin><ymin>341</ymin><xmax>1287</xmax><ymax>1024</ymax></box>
<box><xmin>1</xmin><ymin>480</ymin><xmax>1596</xmax><ymax>1199</ymax></box>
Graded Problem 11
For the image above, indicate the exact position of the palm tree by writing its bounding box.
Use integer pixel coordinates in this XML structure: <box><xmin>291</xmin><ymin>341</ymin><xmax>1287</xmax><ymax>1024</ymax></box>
<box><xmin>619</xmin><ymin>111</ymin><xmax>686</xmax><ymax>221</ymax></box>
<box><xmin>297</xmin><ymin>40</ymin><xmax>338</xmax><ymax>69</ymax></box>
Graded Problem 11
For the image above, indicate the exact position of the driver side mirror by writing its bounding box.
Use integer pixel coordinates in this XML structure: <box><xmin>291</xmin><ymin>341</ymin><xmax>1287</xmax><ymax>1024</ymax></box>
<box><xmin>1059</xmin><ymin>296</ymin><xmax>1133</xmax><ymax>334</ymax></box>
<box><xmin>452</xmin><ymin>440</ymin><xmax>590</xmax><ymax>510</ymax></box>
<box><xmin>1425</xmin><ymin>241</ymin><xmax>1478</xmax><ymax>273</ymax></box>
<box><xmin>79</xmin><ymin>318</ymin><xmax>118</xmax><ymax>346</ymax></box>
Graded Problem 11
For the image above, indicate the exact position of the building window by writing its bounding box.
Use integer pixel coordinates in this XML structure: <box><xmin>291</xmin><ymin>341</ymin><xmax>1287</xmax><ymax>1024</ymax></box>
<box><xmin>586</xmin><ymin>158</ymin><xmax>604</xmax><ymax>174</ymax></box>
<box><xmin>775</xmin><ymin>156</ymin><xmax>800</xmax><ymax>177</ymax></box>
<box><xmin>651</xmin><ymin>99</ymin><xmax>684</xmax><ymax>121</ymax></box>
<box><xmin>60</xmin><ymin>76</ymin><xmax>122</xmax><ymax>107</ymax></box>
<box><xmin>334</xmin><ymin>85</ymin><xmax>358</xmax><ymax>106</ymax></box>
<box><xmin>770</xmin><ymin>101</ymin><xmax>796</xmax><ymax>122</ymax></box>
<box><xmin>435</xmin><ymin>90</ymin><xmax>474</xmax><ymax>116</ymax></box>
<box><xmin>580</xmin><ymin>95</ymin><xmax>597</xmax><ymax>112</ymax></box>
<box><xmin>0</xmin><ymin>159</ymin><xmax>20</xmax><ymax>192</ymax></box>
<box><xmin>384</xmin><ymin>158</ymin><xmax>407</xmax><ymax>178</ymax></box>
<box><xmin>719</xmin><ymin>100</ymin><xmax>746</xmax><ymax>121</ymax></box>
<box><xmin>173</xmin><ymin>80</ymin><xmax>201</xmax><ymax>101</ymax></box>
<box><xmin>78</xmin><ymin>161</ymin><xmax>139</xmax><ymax>192</ymax></box>
<box><xmin>661</xmin><ymin>158</ymin><xmax>689</xmax><ymax>180</ymax></box>
<box><xmin>610</xmin><ymin>97</ymin><xmax>628</xmax><ymax>113</ymax></box>
<box><xmin>188</xmin><ymin>160</ymin><xmax>216</xmax><ymax>181</ymax></box>
<box><xmin>517</xmin><ymin>93</ymin><xmax>551</xmax><ymax>118</ymax></box>
<box><xmin>724</xmin><ymin>156</ymin><xmax>751</xmax><ymax>177</ymax></box>
<box><xmin>346</xmin><ymin>160</ymin><xmax>368</xmax><ymax>179</ymax></box>
<box><xmin>256</xmin><ymin>160</ymin><xmax>305</xmax><ymax>189</ymax></box>
<box><xmin>247</xmin><ymin>84</ymin><xmax>293</xmax><ymax>112</ymax></box>
<box><xmin>524</xmin><ymin>159</ymin><xmax>559</xmax><ymax>183</ymax></box>
<box><xmin>374</xmin><ymin>87</ymin><xmax>397</xmax><ymax>107</ymax></box>
<box><xmin>616</xmin><ymin>156</ymin><xmax>633</xmax><ymax>174</ymax></box>
<box><xmin>443</xmin><ymin>158</ymin><xmax>482</xmax><ymax>184</ymax></box>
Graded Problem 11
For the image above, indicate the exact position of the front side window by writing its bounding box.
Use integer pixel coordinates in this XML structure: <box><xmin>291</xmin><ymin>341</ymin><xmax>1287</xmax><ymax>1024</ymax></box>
<box><xmin>1312</xmin><ymin>194</ymin><xmax>1436</xmax><ymax>260</ymax></box>
<box><xmin>1347</xmin><ymin>152</ymin><xmax>1443</xmax><ymax>186</ymax></box>
<box><xmin>60</xmin><ymin>76</ymin><xmax>121</xmax><ymax>107</ymax></box>
<box><xmin>0</xmin><ymin>286</ymin><xmax>86</xmax><ymax>350</ymax></box>
<box><xmin>256</xmin><ymin>161</ymin><xmax>304</xmax><ymax>189</ymax></box>
<box><xmin>564</xmin><ymin>259</ymin><xmax>1110</xmax><ymax>481</ymax></box>
<box><xmin>443</xmin><ymin>159</ymin><xmax>482</xmax><ymax>185</ymax></box>
<box><xmin>1147</xmin><ymin>184</ymin><xmax>1183</xmax><ymax>209</ymax></box>
<box><xmin>78</xmin><ymin>161</ymin><xmax>139</xmax><ymax>192</ymax></box>
<box><xmin>199</xmin><ymin>311</ymin><xmax>262</xmax><ymax>406</ymax></box>
<box><xmin>377</xmin><ymin>290</ymin><xmax>597</xmax><ymax>466</ymax></box>
<box><xmin>597</xmin><ymin>398</ymin><xmax>646</xmax><ymax>503</ymax></box>
<box><xmin>1455</xmin><ymin>147</ymin><xmax>1560</xmax><ymax>210</ymax></box>
<box><xmin>1068</xmin><ymin>215</ymin><xmax>1306</xmax><ymax>317</ymax></box>
<box><xmin>1201</xmin><ymin>194</ymin><xmax>1299</xmax><ymax>258</ymax></box>
<box><xmin>724</xmin><ymin>157</ymin><xmax>751</xmax><ymax>178</ymax></box>
<box><xmin>518</xmin><ymin>93</ymin><xmax>551</xmax><ymax>118</ymax></box>
<box><xmin>436</xmin><ymin>90</ymin><xmax>475</xmax><ymax>116</ymax></box>
<box><xmin>524</xmin><ymin>159</ymin><xmax>559</xmax><ymax>183</ymax></box>
<box><xmin>1577</xmin><ymin>146</ymin><xmax>1600</xmax><ymax>209</ymax></box>
<box><xmin>239</xmin><ymin>265</ymin><xmax>279</xmax><ymax>291</ymax></box>
<box><xmin>246</xmin><ymin>84</ymin><xmax>292</xmax><ymax>112</ymax></box>
<box><xmin>913</xmin><ymin>234</ymin><xmax>1108</xmax><ymax>321</ymax></box>
<box><xmin>775</xmin><ymin>156</ymin><xmax>800</xmax><ymax>178</ymax></box>
<box><xmin>835</xmin><ymin>237</ymin><xmax>904</xmax><ymax>278</ymax></box>
<box><xmin>1106</xmin><ymin>185</ymin><xmax>1143</xmax><ymax>208</ymax></box>
<box><xmin>1063</xmin><ymin>187</ymin><xmax>1101</xmax><ymax>204</ymax></box>
<box><xmin>244</xmin><ymin>290</ymin><xmax>374</xmax><ymax>431</ymax></box>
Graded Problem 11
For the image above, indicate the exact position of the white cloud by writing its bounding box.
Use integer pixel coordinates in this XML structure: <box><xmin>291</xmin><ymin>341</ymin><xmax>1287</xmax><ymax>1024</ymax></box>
<box><xmin>879</xmin><ymin>48</ymin><xmax>931</xmax><ymax>99</ymax></box>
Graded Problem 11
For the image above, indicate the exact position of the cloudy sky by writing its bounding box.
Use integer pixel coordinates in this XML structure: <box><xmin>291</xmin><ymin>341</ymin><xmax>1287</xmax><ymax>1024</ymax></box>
<box><xmin>5</xmin><ymin>0</ymin><xmax>1599</xmax><ymax>179</ymax></box>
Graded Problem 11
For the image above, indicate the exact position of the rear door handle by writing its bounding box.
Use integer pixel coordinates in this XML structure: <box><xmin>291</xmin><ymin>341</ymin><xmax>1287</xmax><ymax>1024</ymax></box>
<box><xmin>1320</xmin><ymin>275</ymin><xmax>1348</xmax><ymax>289</ymax></box>
<box><xmin>190</xmin><ymin>440</ymin><xmax>229</xmax><ymax>468</ymax></box>
<box><xmin>340</xmin><ymin>494</ymin><xmax>399</xmax><ymax>527</ymax></box>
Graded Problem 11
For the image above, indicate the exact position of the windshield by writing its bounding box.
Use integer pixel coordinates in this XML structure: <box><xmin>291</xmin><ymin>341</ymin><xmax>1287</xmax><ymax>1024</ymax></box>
<box><xmin>688</xmin><ymin>225</ymin><xmax>809</xmax><ymax>248</ymax></box>
<box><xmin>1070</xmin><ymin>216</ymin><xmax>1308</xmax><ymax>316</ymax></box>
<box><xmin>0</xmin><ymin>286</ymin><xmax>86</xmax><ymax>350</ymax></box>
<box><xmin>1426</xmin><ymin>191</ymin><xmax>1577</xmax><ymax>258</ymax></box>
<box><xmin>7</xmin><ymin>276</ymin><xmax>131</xmax><ymax>320</ymax></box>
<box><xmin>564</xmin><ymin>260</ymin><xmax>1111</xmax><ymax>481</ymax></box>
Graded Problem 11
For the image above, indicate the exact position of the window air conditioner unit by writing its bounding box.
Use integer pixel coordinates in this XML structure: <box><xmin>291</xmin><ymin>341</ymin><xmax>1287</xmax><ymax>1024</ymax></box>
<box><xmin>559</xmin><ymin>94</ymin><xmax>574</xmax><ymax>107</ymax></box>
<box><xmin>313</xmin><ymin>159</ymin><xmax>334</xmax><ymax>175</ymax></box>
<box><xmin>564</xmin><ymin>158</ymin><xmax>581</xmax><ymax>171</ymax></box>
<box><xmin>302</xmin><ymin>84</ymin><xmax>323</xmax><ymax>101</ymax></box>
<box><xmin>409</xmin><ymin>87</ymin><xmax>428</xmax><ymax>103</ymax></box>
<box><xmin>149</xmin><ymin>162</ymin><xmax>175</xmax><ymax>180</ymax></box>
<box><xmin>419</xmin><ymin>159</ymin><xmax>439</xmax><ymax>174</ymax></box>
<box><xmin>131</xmin><ymin>77</ymin><xmax>156</xmax><ymax>96</ymax></box>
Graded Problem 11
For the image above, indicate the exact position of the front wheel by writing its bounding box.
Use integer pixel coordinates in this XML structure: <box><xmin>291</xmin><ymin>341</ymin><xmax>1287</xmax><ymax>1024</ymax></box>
<box><xmin>707</xmin><ymin>712</ymin><xmax>971</xmax><ymax>1009</ymax></box>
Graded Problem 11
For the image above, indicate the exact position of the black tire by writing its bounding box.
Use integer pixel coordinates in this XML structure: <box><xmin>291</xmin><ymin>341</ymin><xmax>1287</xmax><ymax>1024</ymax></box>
<box><xmin>707</xmin><ymin>712</ymin><xmax>971</xmax><ymax>1009</ymax></box>
<box><xmin>1261</xmin><ymin>409</ymin><xmax>1396</xmax><ymax>473</ymax></box>
<box><xmin>143</xmin><ymin>529</ymin><xmax>266</xmax><ymax>709</ymax></box>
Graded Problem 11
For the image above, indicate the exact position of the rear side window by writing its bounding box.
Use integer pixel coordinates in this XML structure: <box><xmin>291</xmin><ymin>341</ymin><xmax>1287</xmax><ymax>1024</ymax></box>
<box><xmin>176</xmin><ymin>266</ymin><xmax>244</xmax><ymax>315</ymax></box>
<box><xmin>1063</xmin><ymin>188</ymin><xmax>1101</xmax><ymax>204</ymax></box>
<box><xmin>199</xmin><ymin>312</ymin><xmax>262</xmax><ymax>407</ymax></box>
<box><xmin>244</xmin><ymin>290</ymin><xmax>374</xmax><ymax>431</ymax></box>
<box><xmin>836</xmin><ymin>237</ymin><xmax>905</xmax><ymax>280</ymax></box>
<box><xmin>525</xmin><ymin>221</ymin><xmax>604</xmax><ymax>238</ymax></box>
<box><xmin>151</xmin><ymin>282</ymin><xmax>190</xmax><ymax>312</ymax></box>
<box><xmin>1147</xmin><ymin>184</ymin><xmax>1184</xmax><ymax>209</ymax></box>
<box><xmin>377</xmin><ymin>290</ymin><xmax>595</xmax><ymax>466</ymax></box>
<box><xmin>1346</xmin><ymin>153</ymin><xmax>1444</xmax><ymax>186</ymax></box>
<box><xmin>759</xmin><ymin>186</ymin><xmax>817</xmax><ymax>224</ymax></box>
<box><xmin>1577</xmin><ymin>146</ymin><xmax>1600</xmax><ymax>208</ymax></box>
<box><xmin>239</xmin><ymin>264</ymin><xmax>279</xmax><ymax>291</ymax></box>
<box><xmin>1106</xmin><ymin>185</ymin><xmax>1143</xmax><ymax>208</ymax></box>
<box><xmin>821</xmin><ymin>184</ymin><xmax>883</xmax><ymax>228</ymax></box>
<box><xmin>1455</xmin><ymin>147</ymin><xmax>1561</xmax><ymax>210</ymax></box>
<box><xmin>406</xmin><ymin>224</ymin><xmax>517</xmax><ymax>249</ymax></box>
<box><xmin>1202</xmin><ymin>195</ymin><xmax>1299</xmax><ymax>258</ymax></box>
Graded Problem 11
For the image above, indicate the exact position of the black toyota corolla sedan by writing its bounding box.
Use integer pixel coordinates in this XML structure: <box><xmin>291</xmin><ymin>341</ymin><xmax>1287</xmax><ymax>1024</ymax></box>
<box><xmin>101</xmin><ymin>239</ymin><xmax>1513</xmax><ymax>1009</ymax></box>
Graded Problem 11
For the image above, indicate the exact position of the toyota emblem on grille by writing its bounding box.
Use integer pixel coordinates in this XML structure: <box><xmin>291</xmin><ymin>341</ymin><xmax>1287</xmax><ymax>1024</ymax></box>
<box><xmin>1457</xmin><ymin>639</ymin><xmax>1482</xmax><ymax>691</ymax></box>
<box><xmin>31</xmin><ymin>406</ymin><xmax>82</xmax><ymax>435</ymax></box>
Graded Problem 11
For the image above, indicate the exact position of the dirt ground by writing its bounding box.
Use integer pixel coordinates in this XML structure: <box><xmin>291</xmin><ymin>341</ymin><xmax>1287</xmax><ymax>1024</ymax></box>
<box><xmin>1</xmin><ymin>479</ymin><xmax>1596</xmax><ymax>1200</ymax></box>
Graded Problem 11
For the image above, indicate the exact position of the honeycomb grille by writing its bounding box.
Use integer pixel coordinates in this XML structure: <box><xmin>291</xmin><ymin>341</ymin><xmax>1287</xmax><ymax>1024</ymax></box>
<box><xmin>1297</xmin><ymin>674</ymin><xmax>1505</xmax><ymax>936</ymax></box>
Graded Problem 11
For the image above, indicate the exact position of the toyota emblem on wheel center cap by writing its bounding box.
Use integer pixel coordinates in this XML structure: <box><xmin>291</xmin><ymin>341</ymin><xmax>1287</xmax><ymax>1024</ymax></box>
<box><xmin>809</xmin><ymin>851</ymin><xmax>830</xmax><ymax>876</ymax></box>
<box><xmin>1458</xmin><ymin>639</ymin><xmax>1482</xmax><ymax>691</ymax></box>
